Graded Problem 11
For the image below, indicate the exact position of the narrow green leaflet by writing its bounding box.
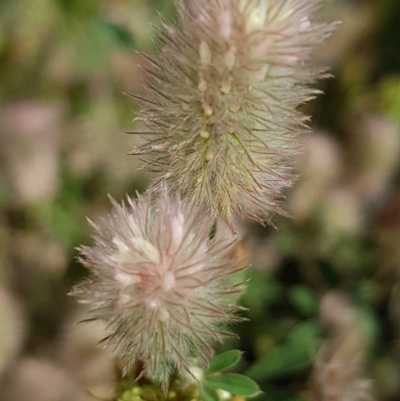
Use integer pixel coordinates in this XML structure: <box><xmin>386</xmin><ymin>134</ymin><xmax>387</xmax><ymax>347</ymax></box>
<box><xmin>244</xmin><ymin>343</ymin><xmax>312</xmax><ymax>381</ymax></box>
<box><xmin>287</xmin><ymin>319</ymin><xmax>320</xmax><ymax>351</ymax></box>
<box><xmin>199</xmin><ymin>385</ymin><xmax>220</xmax><ymax>401</ymax></box>
<box><xmin>207</xmin><ymin>350</ymin><xmax>242</xmax><ymax>374</ymax></box>
<box><xmin>288</xmin><ymin>286</ymin><xmax>318</xmax><ymax>317</ymax></box>
<box><xmin>245</xmin><ymin>320</ymin><xmax>320</xmax><ymax>381</ymax></box>
<box><xmin>356</xmin><ymin>306</ymin><xmax>380</xmax><ymax>343</ymax></box>
<box><xmin>206</xmin><ymin>374</ymin><xmax>260</xmax><ymax>397</ymax></box>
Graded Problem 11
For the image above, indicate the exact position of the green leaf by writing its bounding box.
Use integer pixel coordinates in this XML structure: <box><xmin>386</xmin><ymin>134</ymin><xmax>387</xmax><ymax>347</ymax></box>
<box><xmin>244</xmin><ymin>342</ymin><xmax>313</xmax><ymax>381</ymax></box>
<box><xmin>245</xmin><ymin>319</ymin><xmax>320</xmax><ymax>381</ymax></box>
<box><xmin>356</xmin><ymin>306</ymin><xmax>380</xmax><ymax>343</ymax></box>
<box><xmin>207</xmin><ymin>350</ymin><xmax>242</xmax><ymax>374</ymax></box>
<box><xmin>288</xmin><ymin>286</ymin><xmax>318</xmax><ymax>317</ymax></box>
<box><xmin>206</xmin><ymin>374</ymin><xmax>260</xmax><ymax>397</ymax></box>
<box><xmin>199</xmin><ymin>385</ymin><xmax>220</xmax><ymax>401</ymax></box>
<box><xmin>287</xmin><ymin>320</ymin><xmax>320</xmax><ymax>351</ymax></box>
<box><xmin>95</xmin><ymin>17</ymin><xmax>135</xmax><ymax>50</ymax></box>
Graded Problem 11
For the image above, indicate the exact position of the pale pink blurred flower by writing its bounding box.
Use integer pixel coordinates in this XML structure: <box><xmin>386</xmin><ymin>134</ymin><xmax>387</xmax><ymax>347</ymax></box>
<box><xmin>313</xmin><ymin>291</ymin><xmax>374</xmax><ymax>401</ymax></box>
<box><xmin>0</xmin><ymin>287</ymin><xmax>25</xmax><ymax>377</ymax></box>
<box><xmin>0</xmin><ymin>102</ymin><xmax>63</xmax><ymax>204</ymax></box>
<box><xmin>0</xmin><ymin>357</ymin><xmax>85</xmax><ymax>401</ymax></box>
<box><xmin>132</xmin><ymin>0</ymin><xmax>336</xmax><ymax>228</ymax></box>
<box><xmin>71</xmin><ymin>186</ymin><xmax>245</xmax><ymax>391</ymax></box>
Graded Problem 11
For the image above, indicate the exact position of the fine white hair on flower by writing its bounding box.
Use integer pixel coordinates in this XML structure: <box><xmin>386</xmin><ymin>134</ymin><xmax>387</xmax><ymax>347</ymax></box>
<box><xmin>130</xmin><ymin>0</ymin><xmax>338</xmax><ymax>229</ymax></box>
<box><xmin>71</xmin><ymin>186</ymin><xmax>246</xmax><ymax>392</ymax></box>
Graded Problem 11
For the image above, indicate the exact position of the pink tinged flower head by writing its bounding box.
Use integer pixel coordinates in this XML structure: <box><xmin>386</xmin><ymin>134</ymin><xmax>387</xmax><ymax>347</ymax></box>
<box><xmin>132</xmin><ymin>0</ymin><xmax>337</xmax><ymax>228</ymax></box>
<box><xmin>72</xmin><ymin>187</ymin><xmax>245</xmax><ymax>392</ymax></box>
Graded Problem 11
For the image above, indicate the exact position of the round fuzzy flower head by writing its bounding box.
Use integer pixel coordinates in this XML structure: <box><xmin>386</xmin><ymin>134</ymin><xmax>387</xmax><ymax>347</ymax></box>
<box><xmin>72</xmin><ymin>187</ymin><xmax>245</xmax><ymax>392</ymax></box>
<box><xmin>132</xmin><ymin>0</ymin><xmax>337</xmax><ymax>229</ymax></box>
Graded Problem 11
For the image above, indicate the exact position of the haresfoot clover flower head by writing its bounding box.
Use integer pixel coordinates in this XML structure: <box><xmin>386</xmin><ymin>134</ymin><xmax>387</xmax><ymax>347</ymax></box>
<box><xmin>132</xmin><ymin>0</ymin><xmax>337</xmax><ymax>228</ymax></box>
<box><xmin>71</xmin><ymin>186</ymin><xmax>245</xmax><ymax>392</ymax></box>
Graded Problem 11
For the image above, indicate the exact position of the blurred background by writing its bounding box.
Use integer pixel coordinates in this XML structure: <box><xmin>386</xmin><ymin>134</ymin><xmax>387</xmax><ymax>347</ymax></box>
<box><xmin>1</xmin><ymin>0</ymin><xmax>400</xmax><ymax>400</ymax></box>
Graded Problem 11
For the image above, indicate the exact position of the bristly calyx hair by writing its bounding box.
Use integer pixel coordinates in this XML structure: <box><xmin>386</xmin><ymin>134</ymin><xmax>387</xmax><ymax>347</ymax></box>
<box><xmin>71</xmin><ymin>186</ymin><xmax>246</xmax><ymax>392</ymax></box>
<box><xmin>130</xmin><ymin>0</ymin><xmax>337</xmax><ymax>230</ymax></box>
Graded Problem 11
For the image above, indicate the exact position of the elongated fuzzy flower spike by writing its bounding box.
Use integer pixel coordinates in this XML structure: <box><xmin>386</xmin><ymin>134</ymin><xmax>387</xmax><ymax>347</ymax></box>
<box><xmin>132</xmin><ymin>0</ymin><xmax>336</xmax><ymax>228</ymax></box>
<box><xmin>71</xmin><ymin>186</ymin><xmax>245</xmax><ymax>392</ymax></box>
